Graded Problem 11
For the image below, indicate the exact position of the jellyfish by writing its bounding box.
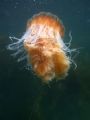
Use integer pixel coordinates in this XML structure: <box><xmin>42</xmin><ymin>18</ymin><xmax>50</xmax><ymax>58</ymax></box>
<box><xmin>8</xmin><ymin>12</ymin><xmax>77</xmax><ymax>83</ymax></box>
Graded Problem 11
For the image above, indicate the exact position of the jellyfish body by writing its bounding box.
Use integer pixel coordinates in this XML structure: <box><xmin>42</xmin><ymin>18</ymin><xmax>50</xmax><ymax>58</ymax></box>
<box><xmin>8</xmin><ymin>12</ymin><xmax>71</xmax><ymax>83</ymax></box>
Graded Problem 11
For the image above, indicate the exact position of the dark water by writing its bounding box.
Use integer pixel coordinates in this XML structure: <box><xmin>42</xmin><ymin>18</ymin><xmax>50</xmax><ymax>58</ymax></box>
<box><xmin>0</xmin><ymin>0</ymin><xmax>90</xmax><ymax>120</ymax></box>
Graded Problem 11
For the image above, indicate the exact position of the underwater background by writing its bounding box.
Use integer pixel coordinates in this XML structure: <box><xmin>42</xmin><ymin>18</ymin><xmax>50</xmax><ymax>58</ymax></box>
<box><xmin>0</xmin><ymin>0</ymin><xmax>90</xmax><ymax>120</ymax></box>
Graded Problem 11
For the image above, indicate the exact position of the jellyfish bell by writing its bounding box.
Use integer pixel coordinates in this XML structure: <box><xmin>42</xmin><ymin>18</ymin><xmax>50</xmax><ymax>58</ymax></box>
<box><xmin>8</xmin><ymin>12</ymin><xmax>75</xmax><ymax>83</ymax></box>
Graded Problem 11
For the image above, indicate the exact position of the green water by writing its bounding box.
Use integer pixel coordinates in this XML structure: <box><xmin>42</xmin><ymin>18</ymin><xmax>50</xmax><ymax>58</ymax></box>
<box><xmin>0</xmin><ymin>0</ymin><xmax>90</xmax><ymax>120</ymax></box>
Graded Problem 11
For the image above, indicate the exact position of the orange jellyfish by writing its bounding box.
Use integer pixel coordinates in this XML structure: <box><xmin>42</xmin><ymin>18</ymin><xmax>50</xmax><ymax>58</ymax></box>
<box><xmin>8</xmin><ymin>12</ymin><xmax>73</xmax><ymax>83</ymax></box>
